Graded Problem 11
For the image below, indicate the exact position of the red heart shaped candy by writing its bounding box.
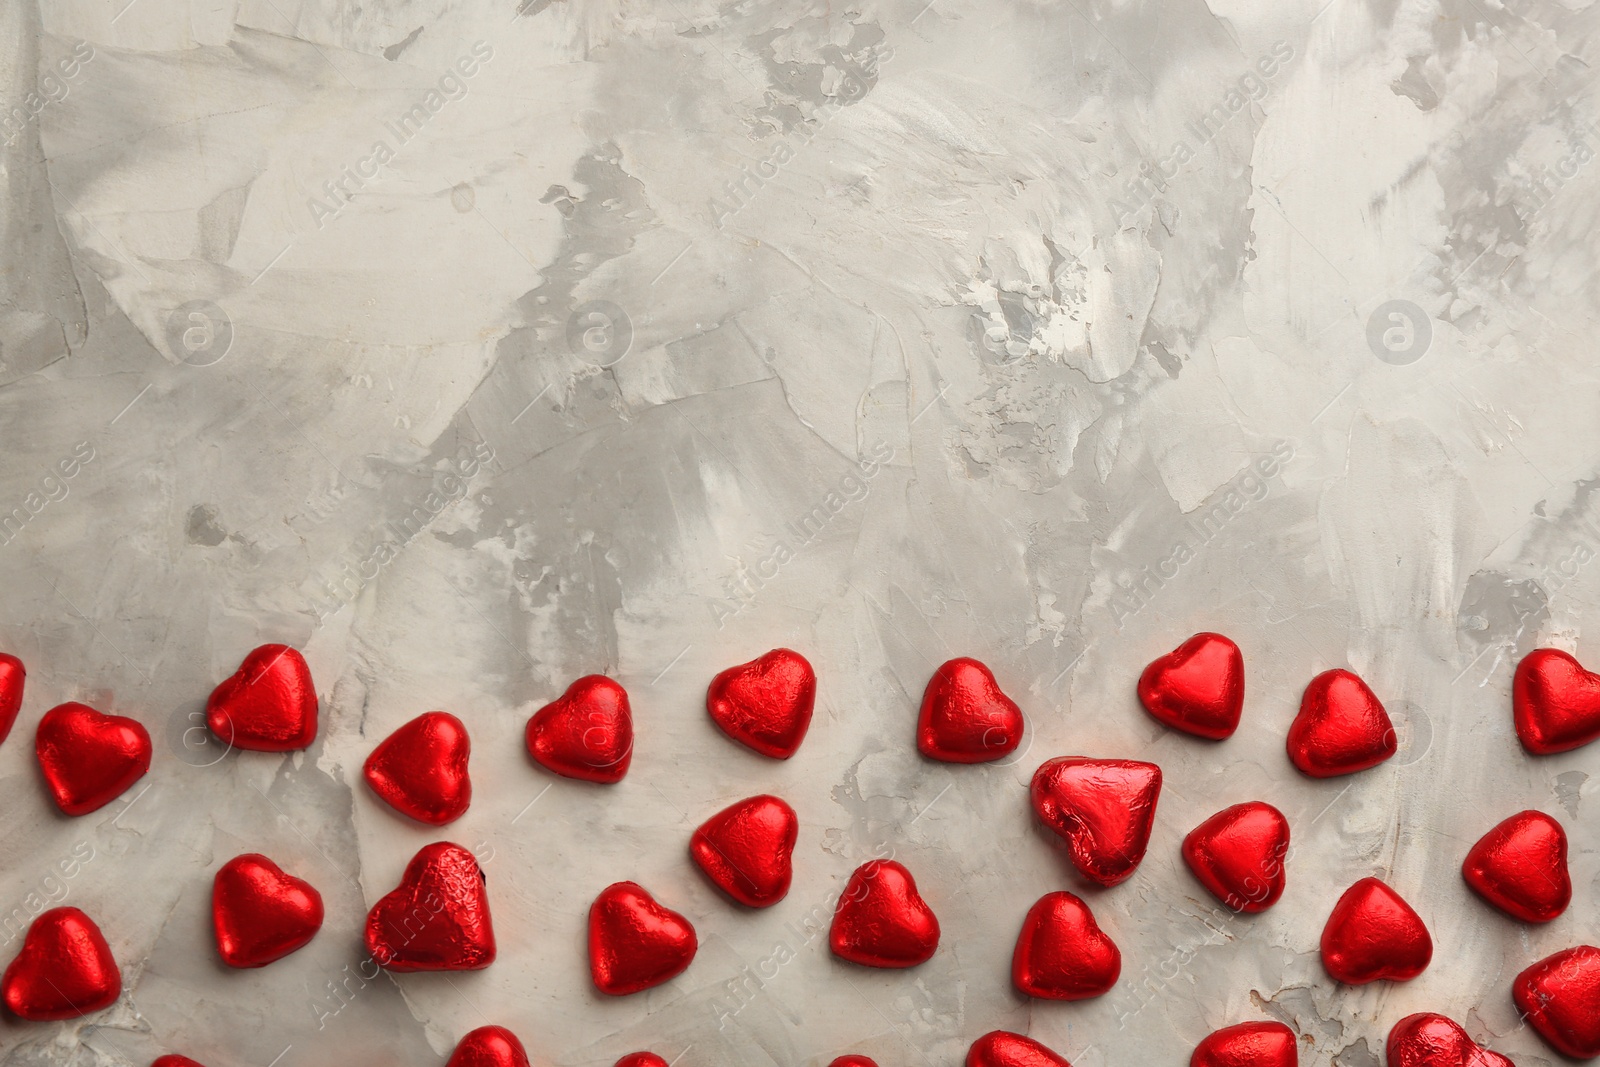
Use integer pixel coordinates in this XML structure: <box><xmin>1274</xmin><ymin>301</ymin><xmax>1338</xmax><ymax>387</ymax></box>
<box><xmin>212</xmin><ymin>853</ymin><xmax>324</xmax><ymax>967</ymax></box>
<box><xmin>1385</xmin><ymin>1014</ymin><xmax>1512</xmax><ymax>1067</ymax></box>
<box><xmin>589</xmin><ymin>881</ymin><xmax>697</xmax><ymax>994</ymax></box>
<box><xmin>707</xmin><ymin>648</ymin><xmax>815</xmax><ymax>759</ymax></box>
<box><xmin>829</xmin><ymin>1058</ymin><xmax>879</xmax><ymax>1067</ymax></box>
<box><xmin>1462</xmin><ymin>810</ymin><xmax>1569</xmax><ymax>923</ymax></box>
<box><xmin>0</xmin><ymin>653</ymin><xmax>23</xmax><ymax>745</ymax></box>
<box><xmin>366</xmin><ymin>842</ymin><xmax>495</xmax><ymax>972</ymax></box>
<box><xmin>1011</xmin><ymin>890</ymin><xmax>1119</xmax><ymax>1000</ymax></box>
<box><xmin>690</xmin><ymin>794</ymin><xmax>798</xmax><ymax>907</ymax></box>
<box><xmin>364</xmin><ymin>711</ymin><xmax>472</xmax><ymax>825</ymax></box>
<box><xmin>1191</xmin><ymin>1021</ymin><xmax>1296</xmax><ymax>1067</ymax></box>
<box><xmin>1513</xmin><ymin>648</ymin><xmax>1600</xmax><ymax>754</ymax></box>
<box><xmin>1182</xmin><ymin>802</ymin><xmax>1290</xmax><ymax>913</ymax></box>
<box><xmin>616</xmin><ymin>1056</ymin><xmax>670</xmax><ymax>1067</ymax></box>
<box><xmin>36</xmin><ymin>702</ymin><xmax>152</xmax><ymax>815</ymax></box>
<box><xmin>1286</xmin><ymin>669</ymin><xmax>1396</xmax><ymax>777</ymax></box>
<box><xmin>153</xmin><ymin>1057</ymin><xmax>207</xmax><ymax>1067</ymax></box>
<box><xmin>1320</xmin><ymin>877</ymin><xmax>1431</xmax><ymax>984</ymax></box>
<box><xmin>446</xmin><ymin>1026</ymin><xmax>530</xmax><ymax>1067</ymax></box>
<box><xmin>1</xmin><ymin>907</ymin><xmax>120</xmax><ymax>1020</ymax></box>
<box><xmin>917</xmin><ymin>658</ymin><xmax>1023</xmax><ymax>763</ymax></box>
<box><xmin>829</xmin><ymin>859</ymin><xmax>939</xmax><ymax>968</ymax></box>
<box><xmin>1030</xmin><ymin>756</ymin><xmax>1162</xmax><ymax>887</ymax></box>
<box><xmin>966</xmin><ymin>1031</ymin><xmax>1072</xmax><ymax>1067</ymax></box>
<box><xmin>526</xmin><ymin>676</ymin><xmax>632</xmax><ymax>783</ymax></box>
<box><xmin>1513</xmin><ymin>945</ymin><xmax>1600</xmax><ymax>1059</ymax></box>
<box><xmin>206</xmin><ymin>644</ymin><xmax>317</xmax><ymax>751</ymax></box>
<box><xmin>1139</xmin><ymin>633</ymin><xmax>1245</xmax><ymax>740</ymax></box>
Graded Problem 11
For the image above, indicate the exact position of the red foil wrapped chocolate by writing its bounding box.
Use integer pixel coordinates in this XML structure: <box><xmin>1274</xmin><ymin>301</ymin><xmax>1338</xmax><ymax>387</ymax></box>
<box><xmin>36</xmin><ymin>701</ymin><xmax>152</xmax><ymax>816</ymax></box>
<box><xmin>1138</xmin><ymin>632</ymin><xmax>1245</xmax><ymax>740</ymax></box>
<box><xmin>916</xmin><ymin>658</ymin><xmax>1024</xmax><ymax>763</ymax></box>
<box><xmin>206</xmin><ymin>644</ymin><xmax>318</xmax><ymax>751</ymax></box>
<box><xmin>526</xmin><ymin>675</ymin><xmax>632</xmax><ymax>783</ymax></box>
<box><xmin>212</xmin><ymin>853</ymin><xmax>324</xmax><ymax>967</ymax></box>
<box><xmin>1030</xmin><ymin>756</ymin><xmax>1162</xmax><ymax>887</ymax></box>
<box><xmin>707</xmin><ymin>648</ymin><xmax>816</xmax><ymax>759</ymax></box>
<box><xmin>366</xmin><ymin>842</ymin><xmax>495</xmax><ymax>972</ymax></box>
<box><xmin>364</xmin><ymin>711</ymin><xmax>472</xmax><ymax>825</ymax></box>
<box><xmin>2</xmin><ymin>907</ymin><xmax>121</xmax><ymax>1020</ymax></box>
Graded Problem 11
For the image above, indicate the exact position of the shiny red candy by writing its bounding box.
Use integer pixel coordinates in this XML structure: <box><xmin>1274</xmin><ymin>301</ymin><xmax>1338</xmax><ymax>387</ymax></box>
<box><xmin>689</xmin><ymin>794</ymin><xmax>798</xmax><ymax>907</ymax></box>
<box><xmin>1319</xmin><ymin>877</ymin><xmax>1431</xmax><ymax>984</ymax></box>
<box><xmin>36</xmin><ymin>701</ymin><xmax>152</xmax><ymax>816</ymax></box>
<box><xmin>366</xmin><ymin>842</ymin><xmax>495</xmax><ymax>972</ymax></box>
<box><xmin>966</xmin><ymin>1031</ymin><xmax>1073</xmax><ymax>1067</ymax></box>
<box><xmin>1030</xmin><ymin>756</ymin><xmax>1162</xmax><ymax>887</ymax></box>
<box><xmin>829</xmin><ymin>859</ymin><xmax>940</xmax><ymax>968</ymax></box>
<box><xmin>1138</xmin><ymin>632</ymin><xmax>1245</xmax><ymax>740</ymax></box>
<box><xmin>588</xmin><ymin>881</ymin><xmax>697</xmax><ymax>995</ymax></box>
<box><xmin>364</xmin><ymin>711</ymin><xmax>472</xmax><ymax>825</ymax></box>
<box><xmin>212</xmin><ymin>853</ymin><xmax>324</xmax><ymax>968</ymax></box>
<box><xmin>1190</xmin><ymin>1021</ymin><xmax>1297</xmax><ymax>1067</ymax></box>
<box><xmin>446</xmin><ymin>1026</ymin><xmax>530</xmax><ymax>1067</ymax></box>
<box><xmin>152</xmin><ymin>1058</ymin><xmax>207</xmax><ymax>1067</ymax></box>
<box><xmin>1385</xmin><ymin>1014</ymin><xmax>1512</xmax><ymax>1067</ymax></box>
<box><xmin>1512</xmin><ymin>945</ymin><xmax>1600</xmax><ymax>1059</ymax></box>
<box><xmin>615</xmin><ymin>1056</ymin><xmax>670</xmax><ymax>1067</ymax></box>
<box><xmin>707</xmin><ymin>648</ymin><xmax>815</xmax><ymax>759</ymax></box>
<box><xmin>1286</xmin><ymin>669</ymin><xmax>1396</xmax><ymax>777</ymax></box>
<box><xmin>0</xmin><ymin>653</ymin><xmax>23</xmax><ymax>745</ymax></box>
<box><xmin>526</xmin><ymin>675</ymin><xmax>632</xmax><ymax>783</ymax></box>
<box><xmin>1011</xmin><ymin>891</ymin><xmax>1119</xmax><ymax>1000</ymax></box>
<box><xmin>828</xmin><ymin>1058</ymin><xmax>879</xmax><ymax>1067</ymax></box>
<box><xmin>917</xmin><ymin>657</ymin><xmax>1023</xmax><ymax>763</ymax></box>
<box><xmin>206</xmin><ymin>644</ymin><xmax>317</xmax><ymax>751</ymax></box>
<box><xmin>1462</xmin><ymin>809</ymin><xmax>1570</xmax><ymax>923</ymax></box>
<box><xmin>1513</xmin><ymin>648</ymin><xmax>1600</xmax><ymax>754</ymax></box>
<box><xmin>1182</xmin><ymin>802</ymin><xmax>1290</xmax><ymax>913</ymax></box>
<box><xmin>1</xmin><ymin>907</ymin><xmax>120</xmax><ymax>1020</ymax></box>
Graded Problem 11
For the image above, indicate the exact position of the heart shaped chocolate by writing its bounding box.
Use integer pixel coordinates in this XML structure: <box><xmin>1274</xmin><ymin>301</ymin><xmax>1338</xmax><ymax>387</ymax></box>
<box><xmin>1385</xmin><ymin>1014</ymin><xmax>1513</xmax><ymax>1067</ymax></box>
<box><xmin>446</xmin><ymin>1026</ymin><xmax>530</xmax><ymax>1067</ymax></box>
<box><xmin>828</xmin><ymin>1058</ymin><xmax>879</xmax><ymax>1067</ymax></box>
<box><xmin>707</xmin><ymin>648</ymin><xmax>815</xmax><ymax>759</ymax></box>
<box><xmin>364</xmin><ymin>711</ymin><xmax>472</xmax><ymax>825</ymax></box>
<box><xmin>829</xmin><ymin>859</ymin><xmax>940</xmax><ymax>968</ymax></box>
<box><xmin>36</xmin><ymin>701</ymin><xmax>152</xmax><ymax>816</ymax></box>
<box><xmin>1182</xmin><ymin>801</ymin><xmax>1290</xmax><ymax>913</ymax></box>
<box><xmin>1512</xmin><ymin>945</ymin><xmax>1600</xmax><ymax>1059</ymax></box>
<box><xmin>1286</xmin><ymin>669</ymin><xmax>1396</xmax><ymax>777</ymax></box>
<box><xmin>1320</xmin><ymin>877</ymin><xmax>1431</xmax><ymax>984</ymax></box>
<box><xmin>589</xmin><ymin>881</ymin><xmax>697</xmax><ymax>995</ymax></box>
<box><xmin>1138</xmin><ymin>633</ymin><xmax>1245</xmax><ymax>740</ymax></box>
<box><xmin>689</xmin><ymin>794</ymin><xmax>798</xmax><ymax>907</ymax></box>
<box><xmin>615</xmin><ymin>1056</ymin><xmax>670</xmax><ymax>1067</ymax></box>
<box><xmin>1513</xmin><ymin>648</ymin><xmax>1600</xmax><ymax>754</ymax></box>
<box><xmin>152</xmin><ymin>1057</ymin><xmax>206</xmax><ymax>1067</ymax></box>
<box><xmin>1462</xmin><ymin>809</ymin><xmax>1570</xmax><ymax>923</ymax></box>
<box><xmin>366</xmin><ymin>842</ymin><xmax>495</xmax><ymax>972</ymax></box>
<box><xmin>212</xmin><ymin>853</ymin><xmax>324</xmax><ymax>967</ymax></box>
<box><xmin>1011</xmin><ymin>890</ymin><xmax>1120</xmax><ymax>1000</ymax></box>
<box><xmin>1</xmin><ymin>906</ymin><xmax>120</xmax><ymax>1020</ymax></box>
<box><xmin>1030</xmin><ymin>756</ymin><xmax>1162</xmax><ymax>887</ymax></box>
<box><xmin>206</xmin><ymin>644</ymin><xmax>317</xmax><ymax>751</ymax></box>
<box><xmin>0</xmin><ymin>653</ymin><xmax>24</xmax><ymax>746</ymax></box>
<box><xmin>965</xmin><ymin>1031</ymin><xmax>1072</xmax><ymax>1067</ymax></box>
<box><xmin>526</xmin><ymin>675</ymin><xmax>633</xmax><ymax>783</ymax></box>
<box><xmin>917</xmin><ymin>657</ymin><xmax>1024</xmax><ymax>763</ymax></box>
<box><xmin>1191</xmin><ymin>1021</ymin><xmax>1297</xmax><ymax>1067</ymax></box>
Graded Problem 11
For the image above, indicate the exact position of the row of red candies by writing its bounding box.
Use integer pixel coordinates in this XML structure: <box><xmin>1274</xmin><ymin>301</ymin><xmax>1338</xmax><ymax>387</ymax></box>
<box><xmin>2</xmin><ymin>638</ymin><xmax>1599</xmax><ymax>1064</ymax></box>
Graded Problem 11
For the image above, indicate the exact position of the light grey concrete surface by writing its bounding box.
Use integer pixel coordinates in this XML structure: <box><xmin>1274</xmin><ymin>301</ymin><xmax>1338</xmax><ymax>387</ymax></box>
<box><xmin>0</xmin><ymin>1</ymin><xmax>1596</xmax><ymax>1065</ymax></box>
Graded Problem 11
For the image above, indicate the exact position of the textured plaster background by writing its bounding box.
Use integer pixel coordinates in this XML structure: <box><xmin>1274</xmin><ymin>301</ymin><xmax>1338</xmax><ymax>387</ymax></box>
<box><xmin>0</xmin><ymin>0</ymin><xmax>1597</xmax><ymax>1065</ymax></box>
